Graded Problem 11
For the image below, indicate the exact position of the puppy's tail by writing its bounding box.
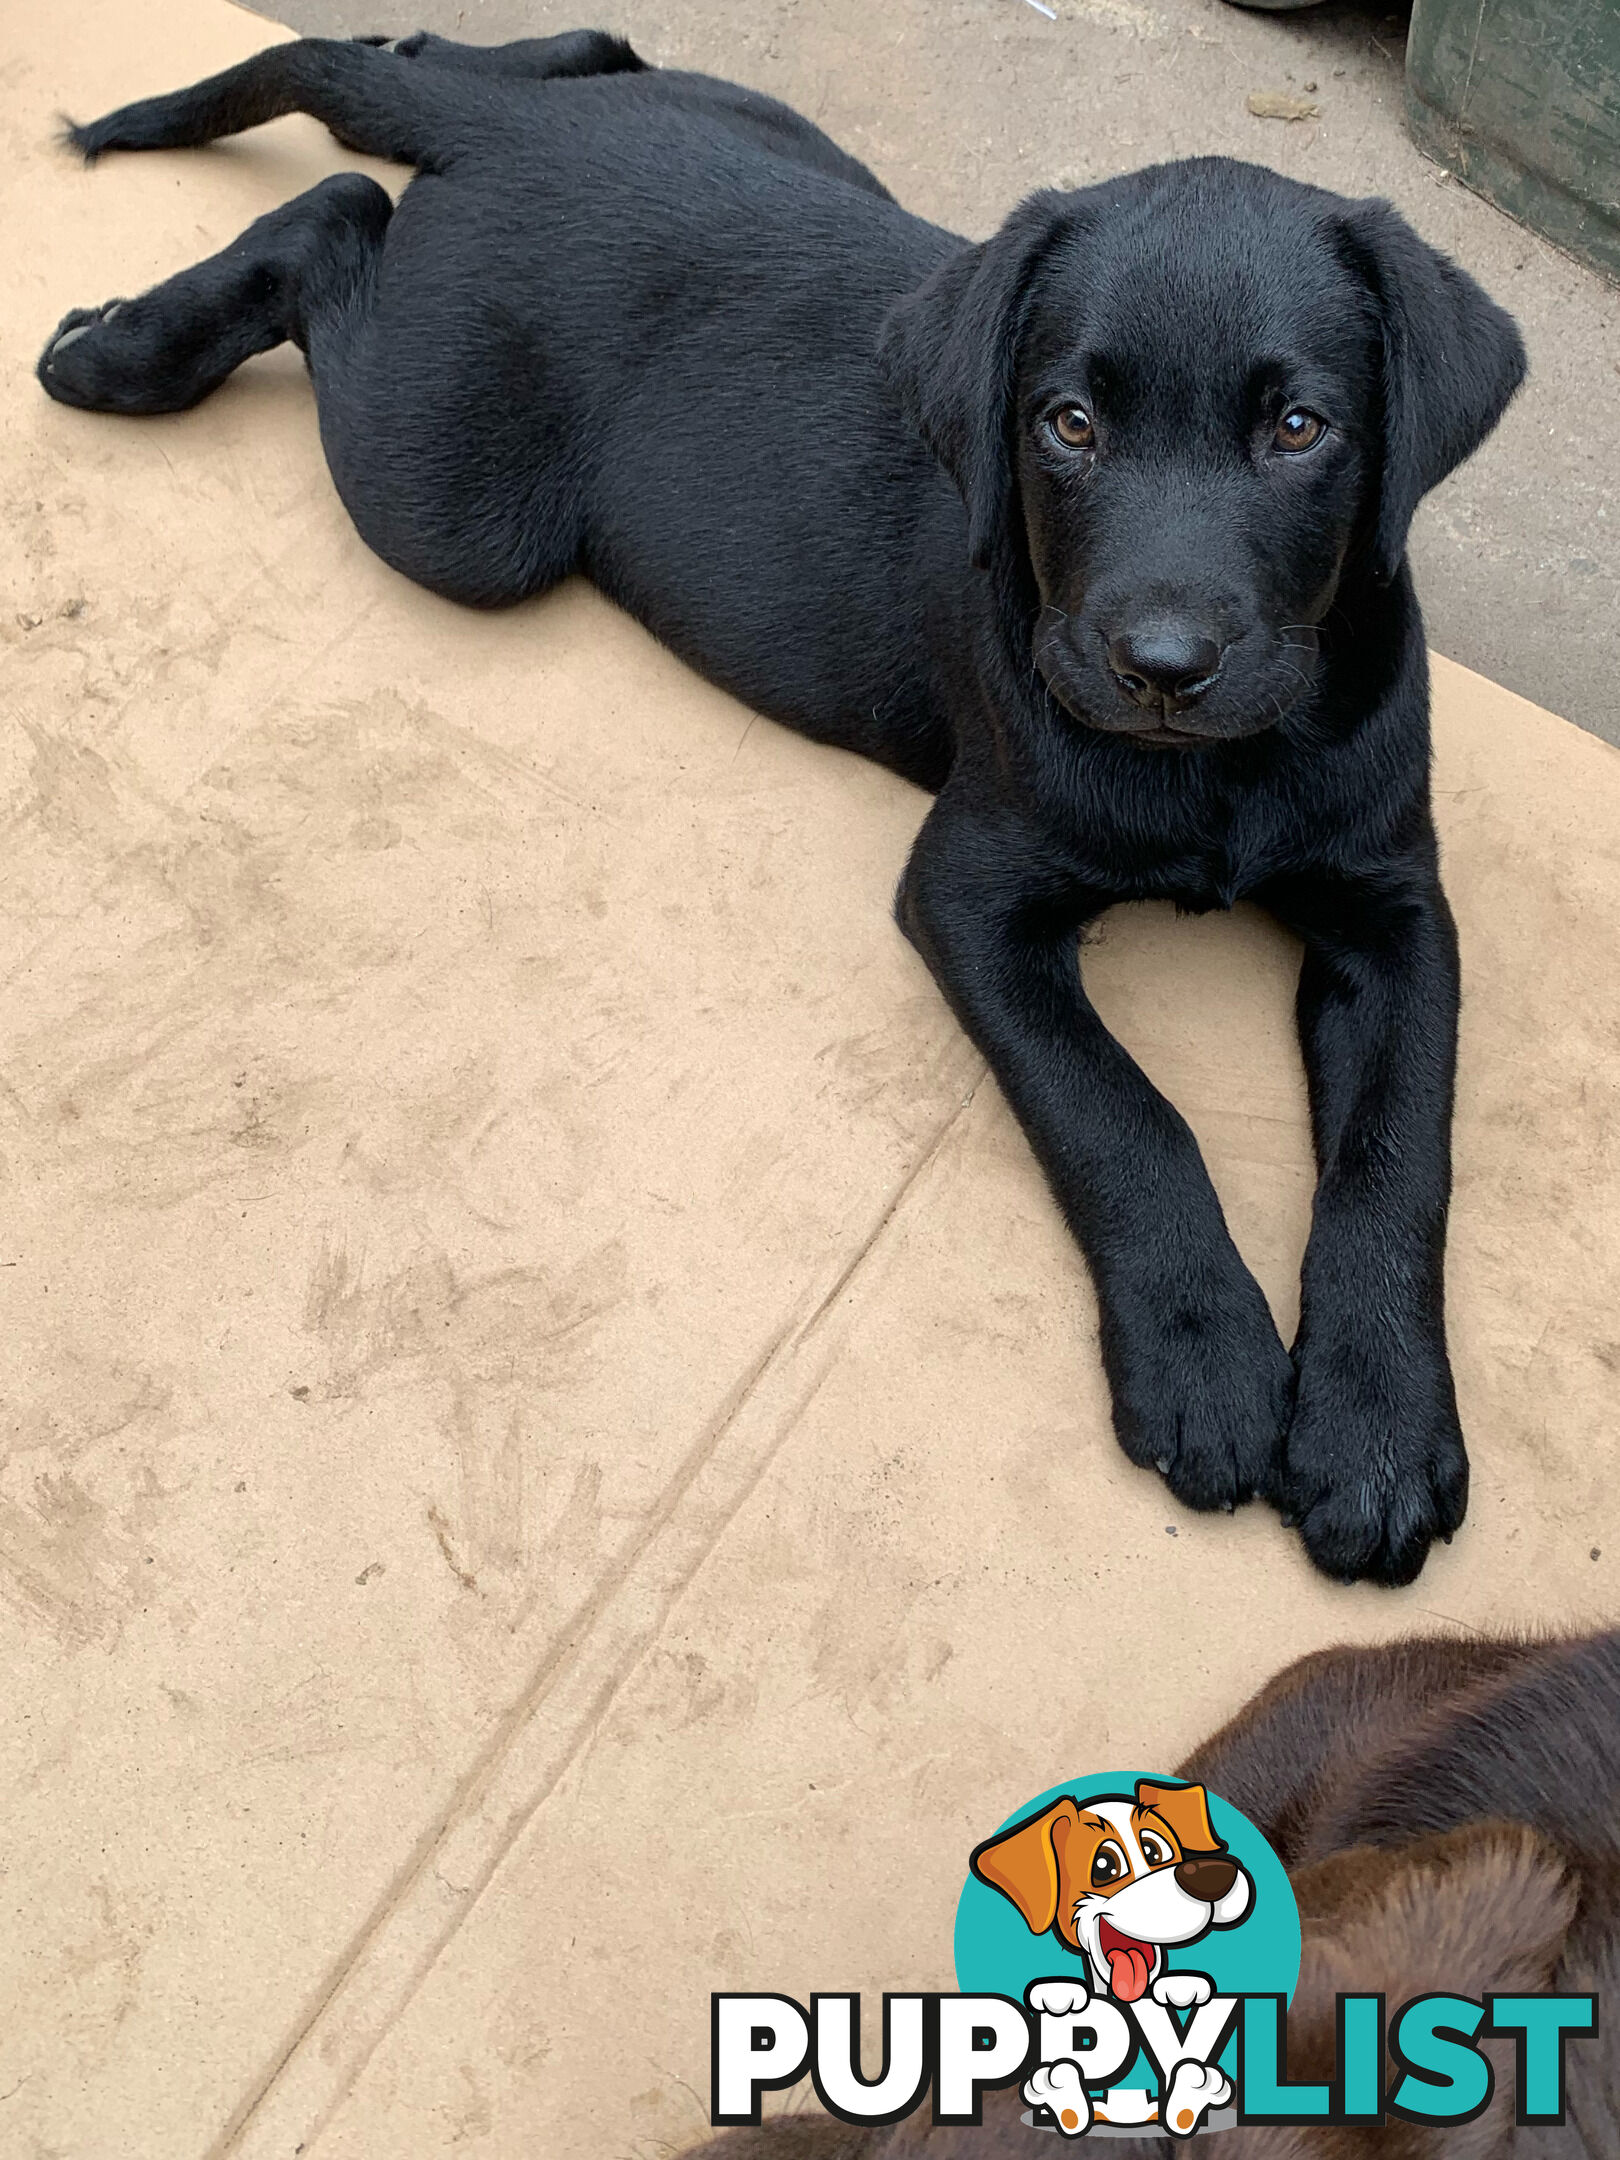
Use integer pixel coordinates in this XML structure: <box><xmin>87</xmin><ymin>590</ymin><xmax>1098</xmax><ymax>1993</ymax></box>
<box><xmin>63</xmin><ymin>38</ymin><xmax>461</xmax><ymax>171</ymax></box>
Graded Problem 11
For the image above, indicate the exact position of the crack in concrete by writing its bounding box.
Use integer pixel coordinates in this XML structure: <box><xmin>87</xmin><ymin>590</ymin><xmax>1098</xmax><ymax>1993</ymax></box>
<box><xmin>207</xmin><ymin>1068</ymin><xmax>983</xmax><ymax>2160</ymax></box>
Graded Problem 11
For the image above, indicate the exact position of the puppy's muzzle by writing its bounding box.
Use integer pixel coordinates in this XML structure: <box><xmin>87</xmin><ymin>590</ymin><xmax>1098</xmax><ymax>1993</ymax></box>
<box><xmin>1173</xmin><ymin>1855</ymin><xmax>1239</xmax><ymax>1902</ymax></box>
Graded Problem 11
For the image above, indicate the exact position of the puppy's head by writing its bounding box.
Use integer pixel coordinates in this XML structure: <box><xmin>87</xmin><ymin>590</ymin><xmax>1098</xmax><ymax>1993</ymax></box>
<box><xmin>879</xmin><ymin>160</ymin><xmax>1525</xmax><ymax>749</ymax></box>
<box><xmin>970</xmin><ymin>1780</ymin><xmax>1252</xmax><ymax>2001</ymax></box>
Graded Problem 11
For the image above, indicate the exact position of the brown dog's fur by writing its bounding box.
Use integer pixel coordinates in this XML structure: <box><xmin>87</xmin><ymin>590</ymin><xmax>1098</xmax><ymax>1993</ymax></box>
<box><xmin>680</xmin><ymin>1630</ymin><xmax>1620</xmax><ymax>2157</ymax></box>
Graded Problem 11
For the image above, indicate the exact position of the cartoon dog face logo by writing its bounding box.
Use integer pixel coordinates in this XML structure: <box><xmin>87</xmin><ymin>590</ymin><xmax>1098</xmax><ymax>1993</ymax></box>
<box><xmin>969</xmin><ymin>1781</ymin><xmax>1252</xmax><ymax>2003</ymax></box>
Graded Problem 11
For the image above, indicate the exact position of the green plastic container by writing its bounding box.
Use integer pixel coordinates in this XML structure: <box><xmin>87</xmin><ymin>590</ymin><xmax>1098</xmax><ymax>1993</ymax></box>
<box><xmin>1406</xmin><ymin>0</ymin><xmax>1620</xmax><ymax>284</ymax></box>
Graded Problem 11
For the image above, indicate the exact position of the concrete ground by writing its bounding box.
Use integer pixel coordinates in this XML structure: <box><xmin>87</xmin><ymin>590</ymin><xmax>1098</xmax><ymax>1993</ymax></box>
<box><xmin>262</xmin><ymin>0</ymin><xmax>1620</xmax><ymax>745</ymax></box>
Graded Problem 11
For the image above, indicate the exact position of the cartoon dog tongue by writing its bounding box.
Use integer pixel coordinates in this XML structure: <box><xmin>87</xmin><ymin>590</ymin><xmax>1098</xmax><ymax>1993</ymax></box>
<box><xmin>1098</xmin><ymin>1919</ymin><xmax>1156</xmax><ymax>2003</ymax></box>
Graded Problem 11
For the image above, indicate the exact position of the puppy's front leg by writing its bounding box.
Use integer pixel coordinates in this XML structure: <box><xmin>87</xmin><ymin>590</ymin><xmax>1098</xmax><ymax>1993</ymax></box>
<box><xmin>898</xmin><ymin>797</ymin><xmax>1293</xmax><ymax>1512</ymax></box>
<box><xmin>1263</xmin><ymin>865</ymin><xmax>1468</xmax><ymax>1586</ymax></box>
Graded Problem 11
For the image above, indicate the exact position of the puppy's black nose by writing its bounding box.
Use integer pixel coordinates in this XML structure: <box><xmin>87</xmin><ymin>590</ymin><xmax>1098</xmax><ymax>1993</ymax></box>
<box><xmin>1175</xmin><ymin>1855</ymin><xmax>1238</xmax><ymax>1902</ymax></box>
<box><xmin>1106</xmin><ymin>621</ymin><xmax>1225</xmax><ymax>710</ymax></box>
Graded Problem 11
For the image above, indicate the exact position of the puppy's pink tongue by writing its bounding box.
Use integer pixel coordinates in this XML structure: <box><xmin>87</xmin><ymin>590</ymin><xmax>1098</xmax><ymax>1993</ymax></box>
<box><xmin>1106</xmin><ymin>1943</ymin><xmax>1154</xmax><ymax>2003</ymax></box>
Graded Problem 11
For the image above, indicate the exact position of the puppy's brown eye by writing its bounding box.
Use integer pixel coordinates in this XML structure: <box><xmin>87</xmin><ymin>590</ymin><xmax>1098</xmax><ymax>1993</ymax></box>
<box><xmin>1274</xmin><ymin>407</ymin><xmax>1326</xmax><ymax>453</ymax></box>
<box><xmin>1050</xmin><ymin>405</ymin><xmax>1096</xmax><ymax>451</ymax></box>
<box><xmin>1090</xmin><ymin>1840</ymin><xmax>1128</xmax><ymax>1887</ymax></box>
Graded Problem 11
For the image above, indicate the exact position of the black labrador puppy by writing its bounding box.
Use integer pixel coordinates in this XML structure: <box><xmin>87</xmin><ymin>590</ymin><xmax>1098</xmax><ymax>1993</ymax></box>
<box><xmin>38</xmin><ymin>31</ymin><xmax>1527</xmax><ymax>1585</ymax></box>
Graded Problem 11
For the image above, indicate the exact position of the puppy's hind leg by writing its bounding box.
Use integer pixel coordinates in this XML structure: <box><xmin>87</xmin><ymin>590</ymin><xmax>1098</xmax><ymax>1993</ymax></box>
<box><xmin>372</xmin><ymin>28</ymin><xmax>648</xmax><ymax>80</ymax></box>
<box><xmin>38</xmin><ymin>173</ymin><xmax>392</xmax><ymax>415</ymax></box>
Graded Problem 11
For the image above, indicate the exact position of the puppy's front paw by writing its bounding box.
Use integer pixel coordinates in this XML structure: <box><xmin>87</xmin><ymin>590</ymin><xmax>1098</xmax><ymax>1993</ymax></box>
<box><xmin>1279</xmin><ymin>1354</ymin><xmax>1467</xmax><ymax>1587</ymax></box>
<box><xmin>1150</xmin><ymin>1971</ymin><xmax>1212</xmax><ymax>2011</ymax></box>
<box><xmin>1103</xmin><ymin>1265</ymin><xmax>1293</xmax><ymax>1514</ymax></box>
<box><xmin>1027</xmin><ymin>1979</ymin><xmax>1091</xmax><ymax>2017</ymax></box>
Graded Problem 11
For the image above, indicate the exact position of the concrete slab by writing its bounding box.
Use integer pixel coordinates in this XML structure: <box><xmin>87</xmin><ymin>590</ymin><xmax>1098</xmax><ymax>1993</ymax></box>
<box><xmin>2</xmin><ymin>6</ymin><xmax>1617</xmax><ymax>2158</ymax></box>
<box><xmin>249</xmin><ymin>660</ymin><xmax>1620</xmax><ymax>2160</ymax></box>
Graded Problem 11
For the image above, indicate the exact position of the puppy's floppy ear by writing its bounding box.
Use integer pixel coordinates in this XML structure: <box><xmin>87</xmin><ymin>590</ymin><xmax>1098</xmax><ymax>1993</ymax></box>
<box><xmin>1283</xmin><ymin>1823</ymin><xmax>1577</xmax><ymax>2088</ymax></box>
<box><xmin>971</xmin><ymin>1796</ymin><xmax>1083</xmax><ymax>1935</ymax></box>
<box><xmin>878</xmin><ymin>192</ymin><xmax>1069</xmax><ymax>570</ymax></box>
<box><xmin>1136</xmin><ymin>1780</ymin><xmax>1225</xmax><ymax>1857</ymax></box>
<box><xmin>1339</xmin><ymin>197</ymin><xmax>1526</xmax><ymax>583</ymax></box>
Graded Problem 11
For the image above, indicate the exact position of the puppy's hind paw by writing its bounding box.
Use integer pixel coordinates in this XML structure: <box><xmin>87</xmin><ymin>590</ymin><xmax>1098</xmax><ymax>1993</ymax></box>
<box><xmin>37</xmin><ymin>302</ymin><xmax>132</xmax><ymax>409</ymax></box>
<box><xmin>1161</xmin><ymin>2062</ymin><xmax>1231</xmax><ymax>2139</ymax></box>
<box><xmin>372</xmin><ymin>32</ymin><xmax>454</xmax><ymax>60</ymax></box>
<box><xmin>1024</xmin><ymin>2062</ymin><xmax>1092</xmax><ymax>2137</ymax></box>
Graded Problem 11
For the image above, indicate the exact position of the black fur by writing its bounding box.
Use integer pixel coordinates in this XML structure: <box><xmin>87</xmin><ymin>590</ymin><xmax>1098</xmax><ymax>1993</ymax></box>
<box><xmin>37</xmin><ymin>33</ymin><xmax>1527</xmax><ymax>1585</ymax></box>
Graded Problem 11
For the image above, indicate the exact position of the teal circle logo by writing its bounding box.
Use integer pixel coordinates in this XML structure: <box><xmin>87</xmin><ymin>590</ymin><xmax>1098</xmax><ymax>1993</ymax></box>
<box><xmin>954</xmin><ymin>1775</ymin><xmax>1299</xmax><ymax>2121</ymax></box>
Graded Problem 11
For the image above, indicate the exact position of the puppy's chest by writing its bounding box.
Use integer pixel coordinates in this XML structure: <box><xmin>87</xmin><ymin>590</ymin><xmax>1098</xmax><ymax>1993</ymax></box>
<box><xmin>1146</xmin><ymin>848</ymin><xmax>1250</xmax><ymax>913</ymax></box>
<box><xmin>1063</xmin><ymin>795</ymin><xmax>1277</xmax><ymax>912</ymax></box>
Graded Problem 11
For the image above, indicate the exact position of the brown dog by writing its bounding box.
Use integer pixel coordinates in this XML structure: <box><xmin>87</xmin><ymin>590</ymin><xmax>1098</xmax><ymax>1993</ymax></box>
<box><xmin>681</xmin><ymin>1629</ymin><xmax>1620</xmax><ymax>2156</ymax></box>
